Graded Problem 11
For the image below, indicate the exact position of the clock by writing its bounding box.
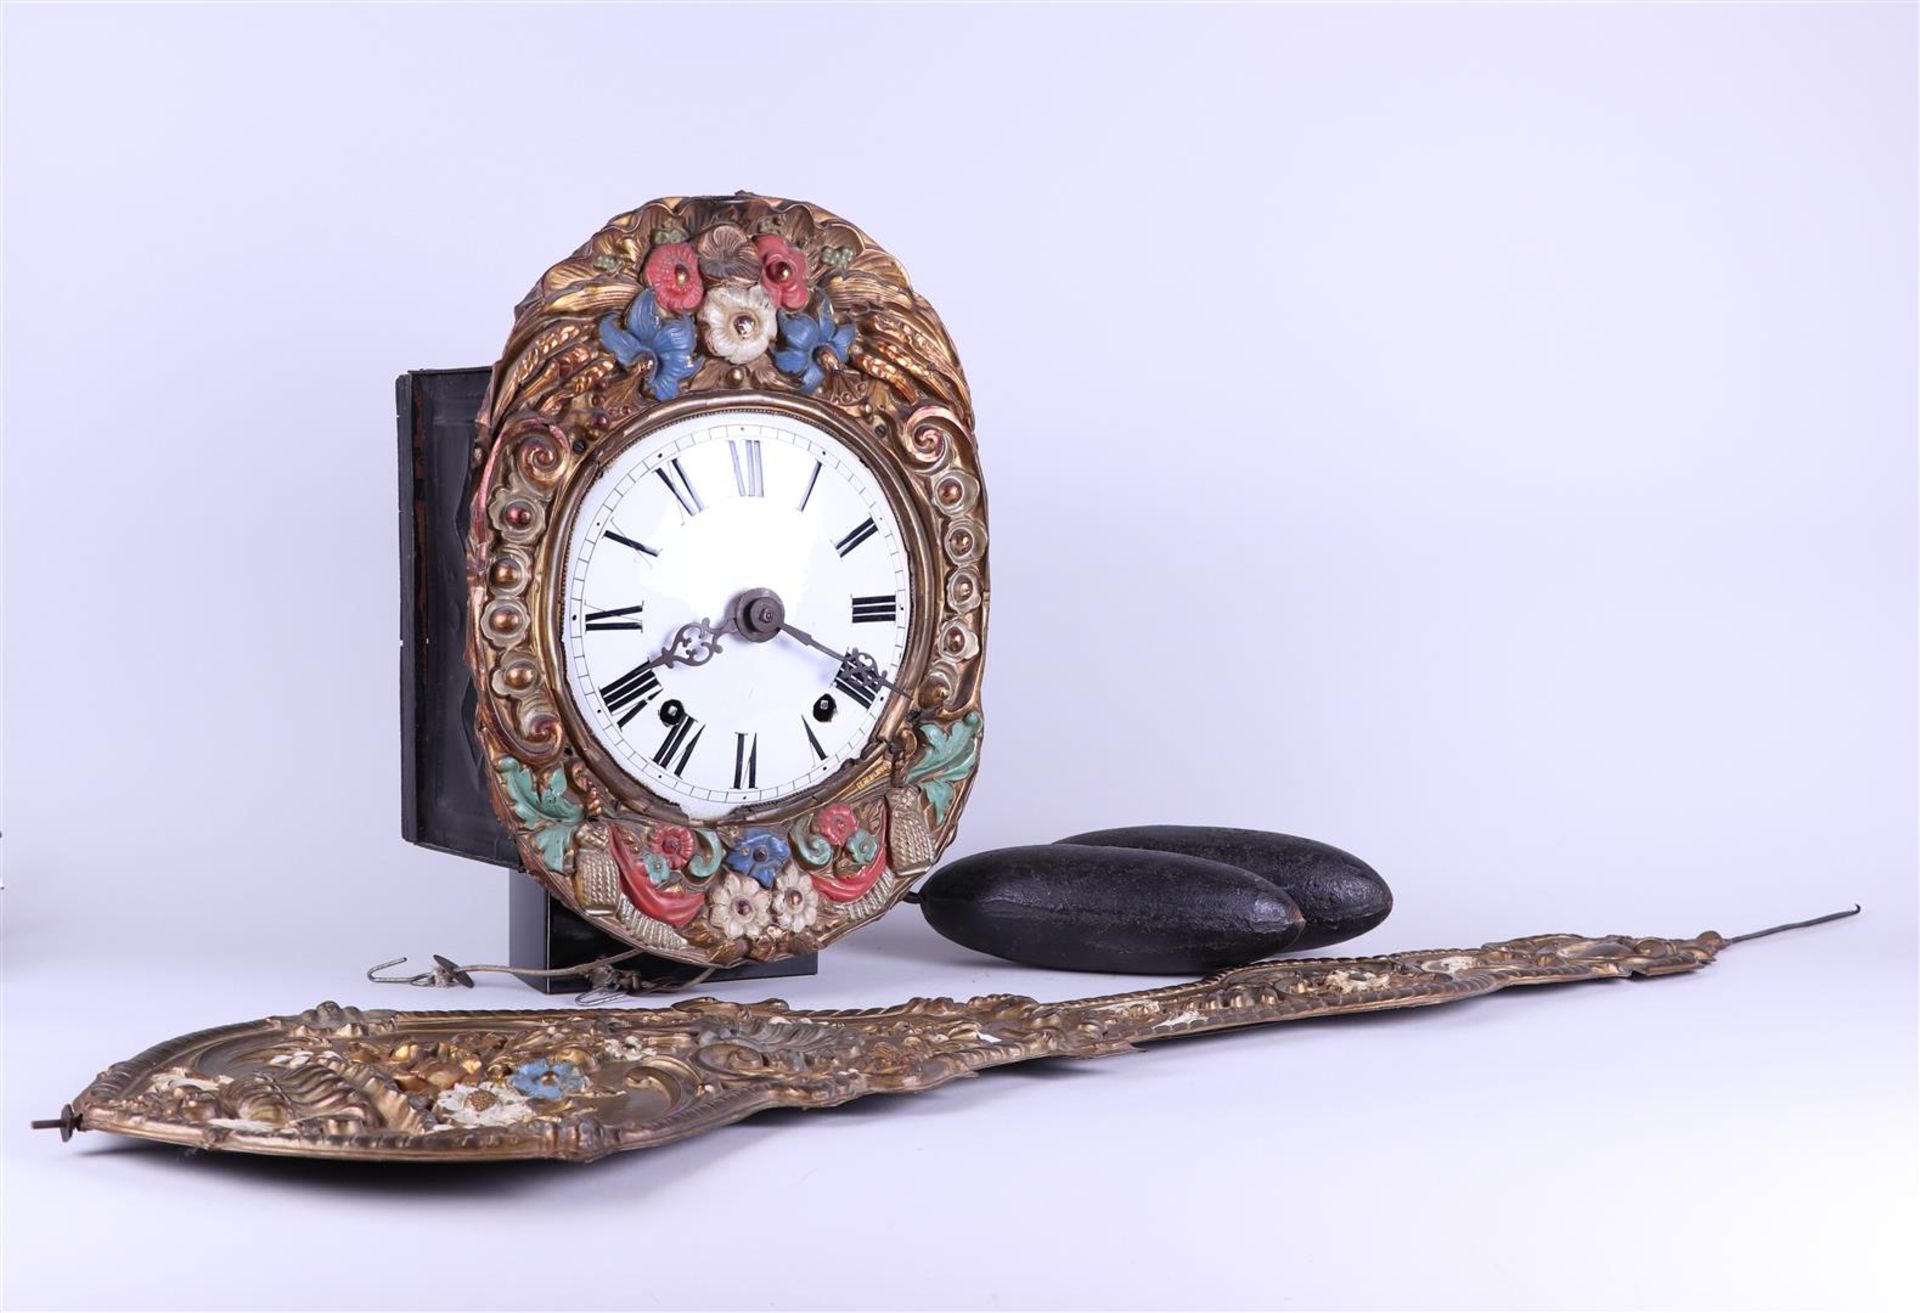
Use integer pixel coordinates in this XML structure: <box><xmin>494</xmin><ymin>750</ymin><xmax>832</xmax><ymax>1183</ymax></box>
<box><xmin>466</xmin><ymin>195</ymin><xmax>986</xmax><ymax>967</ymax></box>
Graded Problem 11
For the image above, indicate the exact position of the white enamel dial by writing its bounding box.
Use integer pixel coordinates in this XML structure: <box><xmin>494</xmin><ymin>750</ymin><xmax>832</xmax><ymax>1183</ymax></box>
<box><xmin>560</xmin><ymin>408</ymin><xmax>913</xmax><ymax>822</ymax></box>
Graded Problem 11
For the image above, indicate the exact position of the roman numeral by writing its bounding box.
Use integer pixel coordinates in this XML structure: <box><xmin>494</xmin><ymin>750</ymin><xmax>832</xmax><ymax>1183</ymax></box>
<box><xmin>850</xmin><ymin>594</ymin><xmax>897</xmax><ymax>624</ymax></box>
<box><xmin>798</xmin><ymin>460</ymin><xmax>822</xmax><ymax>512</ymax></box>
<box><xmin>604</xmin><ymin>530</ymin><xmax>658</xmax><ymax>557</ymax></box>
<box><xmin>833</xmin><ymin>655</ymin><xmax>886</xmax><ymax>710</ymax></box>
<box><xmin>654</xmin><ymin>714</ymin><xmax>704</xmax><ymax>775</ymax></box>
<box><xmin>733</xmin><ymin>732</ymin><xmax>759</xmax><ymax>789</ymax></box>
<box><xmin>729</xmin><ymin>439</ymin><xmax>764</xmax><ymax>498</ymax></box>
<box><xmin>803</xmin><ymin>717</ymin><xmax>827</xmax><ymax>761</ymax></box>
<box><xmin>656</xmin><ymin>459</ymin><xmax>703</xmax><ymax>518</ymax></box>
<box><xmin>835</xmin><ymin>517</ymin><xmax>878</xmax><ymax>557</ymax></box>
<box><xmin>601</xmin><ymin>663</ymin><xmax>662</xmax><ymax>727</ymax></box>
<box><xmin>584</xmin><ymin>604</ymin><xmax>646</xmax><ymax>631</ymax></box>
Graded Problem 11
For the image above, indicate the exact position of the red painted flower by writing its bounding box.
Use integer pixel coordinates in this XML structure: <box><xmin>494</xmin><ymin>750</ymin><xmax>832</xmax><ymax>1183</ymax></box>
<box><xmin>812</xmin><ymin>808</ymin><xmax>890</xmax><ymax>903</ymax></box>
<box><xmin>755</xmin><ymin>234</ymin><xmax>810</xmax><ymax>310</ymax></box>
<box><xmin>814</xmin><ymin>803</ymin><xmax>858</xmax><ymax>846</ymax></box>
<box><xmin>649</xmin><ymin>825</ymin><xmax>698</xmax><ymax>870</ymax></box>
<box><xmin>644</xmin><ymin>242</ymin><xmax>704</xmax><ymax>313</ymax></box>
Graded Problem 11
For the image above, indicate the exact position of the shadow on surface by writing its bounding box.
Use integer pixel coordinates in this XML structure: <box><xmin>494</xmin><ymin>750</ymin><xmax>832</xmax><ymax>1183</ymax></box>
<box><xmin>826</xmin><ymin>907</ymin><xmax>991</xmax><ymax>970</ymax></box>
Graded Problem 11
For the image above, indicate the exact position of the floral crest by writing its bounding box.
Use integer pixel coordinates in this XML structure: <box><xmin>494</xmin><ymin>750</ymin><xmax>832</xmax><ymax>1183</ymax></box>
<box><xmin>586</xmin><ymin>202</ymin><xmax>863</xmax><ymax>404</ymax></box>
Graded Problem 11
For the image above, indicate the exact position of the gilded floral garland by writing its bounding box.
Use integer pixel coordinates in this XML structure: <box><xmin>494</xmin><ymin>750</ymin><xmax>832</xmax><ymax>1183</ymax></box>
<box><xmin>59</xmin><ymin>926</ymin><xmax>1772</xmax><ymax>1162</ymax></box>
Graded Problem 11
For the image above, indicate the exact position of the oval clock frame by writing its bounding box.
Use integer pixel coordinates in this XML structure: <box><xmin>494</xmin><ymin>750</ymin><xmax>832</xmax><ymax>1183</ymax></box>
<box><xmin>466</xmin><ymin>194</ymin><xmax>986</xmax><ymax>968</ymax></box>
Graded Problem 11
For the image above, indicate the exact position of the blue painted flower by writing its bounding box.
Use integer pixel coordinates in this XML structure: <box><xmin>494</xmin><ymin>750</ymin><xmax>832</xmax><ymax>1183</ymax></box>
<box><xmin>508</xmin><ymin>1058</ymin><xmax>586</xmax><ymax>1101</ymax></box>
<box><xmin>773</xmin><ymin>297</ymin><xmax>855</xmax><ymax>393</ymax></box>
<box><xmin>847</xmin><ymin>828</ymin><xmax>880</xmax><ymax>865</ymax></box>
<box><xmin>725</xmin><ymin>827</ymin><xmax>792</xmax><ymax>887</ymax></box>
<box><xmin>599</xmin><ymin>288</ymin><xmax>698</xmax><ymax>400</ymax></box>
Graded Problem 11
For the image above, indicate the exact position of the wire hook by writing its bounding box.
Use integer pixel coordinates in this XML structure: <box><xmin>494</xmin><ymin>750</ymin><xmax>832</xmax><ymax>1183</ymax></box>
<box><xmin>361</xmin><ymin>946</ymin><xmax>717</xmax><ymax>1004</ymax></box>
<box><xmin>364</xmin><ymin>954</ymin><xmax>476</xmax><ymax>988</ymax></box>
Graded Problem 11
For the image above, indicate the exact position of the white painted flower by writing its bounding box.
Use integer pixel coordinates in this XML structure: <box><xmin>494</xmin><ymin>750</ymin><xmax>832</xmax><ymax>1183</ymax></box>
<box><xmin>699</xmin><ymin>282</ymin><xmax>778</xmax><ymax>364</ymax></box>
<box><xmin>434</xmin><ymin>1080</ymin><xmax>535</xmax><ymax>1129</ymax></box>
<box><xmin>710</xmin><ymin>871</ymin><xmax>773</xmax><ymax>940</ymax></box>
<box><xmin>208</xmin><ymin>1117</ymin><xmax>285</xmax><ymax>1134</ymax></box>
<box><xmin>1325</xmin><ymin>969</ymin><xmax>1394</xmax><ymax>994</ymax></box>
<box><xmin>770</xmin><ymin>867</ymin><xmax>820</xmax><ymax>934</ymax></box>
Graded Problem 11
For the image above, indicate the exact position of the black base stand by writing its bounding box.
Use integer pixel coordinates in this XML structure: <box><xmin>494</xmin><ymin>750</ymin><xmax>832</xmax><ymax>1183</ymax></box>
<box><xmin>508</xmin><ymin>872</ymin><xmax>817</xmax><ymax>994</ymax></box>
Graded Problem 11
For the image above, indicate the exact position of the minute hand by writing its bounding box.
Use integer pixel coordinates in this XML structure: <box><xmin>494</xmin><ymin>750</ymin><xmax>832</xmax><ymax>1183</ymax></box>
<box><xmin>777</xmin><ymin>622</ymin><xmax>910</xmax><ymax>698</ymax></box>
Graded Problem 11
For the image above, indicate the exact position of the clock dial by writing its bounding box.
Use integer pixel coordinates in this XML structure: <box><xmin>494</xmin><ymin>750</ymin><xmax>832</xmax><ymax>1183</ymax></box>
<box><xmin>561</xmin><ymin>409</ymin><xmax>913</xmax><ymax>821</ymax></box>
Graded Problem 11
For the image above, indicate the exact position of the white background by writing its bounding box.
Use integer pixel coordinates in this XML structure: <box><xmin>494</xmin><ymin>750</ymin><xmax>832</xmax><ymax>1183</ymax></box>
<box><xmin>4</xmin><ymin>4</ymin><xmax>1915</xmax><ymax>1311</ymax></box>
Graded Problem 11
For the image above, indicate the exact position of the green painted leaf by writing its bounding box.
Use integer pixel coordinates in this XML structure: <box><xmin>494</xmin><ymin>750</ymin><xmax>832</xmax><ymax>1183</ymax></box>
<box><xmin>688</xmin><ymin>828</ymin><xmax>726</xmax><ymax>881</ymax></box>
<box><xmin>906</xmin><ymin>711</ymin><xmax>982</xmax><ymax>781</ymax></box>
<box><xmin>499</xmin><ymin>757</ymin><xmax>545</xmax><ymax>829</ymax></box>
<box><xmin>906</xmin><ymin>711</ymin><xmax>981</xmax><ymax>824</ymax></box>
<box><xmin>537</xmin><ymin>769</ymin><xmax>584</xmax><ymax>822</ymax></box>
<box><xmin>499</xmin><ymin>757</ymin><xmax>583</xmax><ymax>826</ymax></box>
<box><xmin>499</xmin><ymin>756</ymin><xmax>584</xmax><ymax>871</ymax></box>
<box><xmin>921</xmin><ymin>779</ymin><xmax>959</xmax><ymax>826</ymax></box>
<box><xmin>532</xmin><ymin>823</ymin><xmax>578</xmax><ymax>873</ymax></box>
<box><xmin>788</xmin><ymin>820</ymin><xmax>834</xmax><ymax>869</ymax></box>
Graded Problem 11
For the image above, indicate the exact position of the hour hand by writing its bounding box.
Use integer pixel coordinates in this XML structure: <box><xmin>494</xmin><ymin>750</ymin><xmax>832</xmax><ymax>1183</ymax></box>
<box><xmin>655</xmin><ymin>616</ymin><xmax>736</xmax><ymax>670</ymax></box>
<box><xmin>648</xmin><ymin>592</ymin><xmax>779</xmax><ymax>672</ymax></box>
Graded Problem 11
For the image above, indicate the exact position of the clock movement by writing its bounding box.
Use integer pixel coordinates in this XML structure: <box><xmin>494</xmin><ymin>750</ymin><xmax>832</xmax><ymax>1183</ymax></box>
<box><xmin>466</xmin><ymin>194</ymin><xmax>986</xmax><ymax>968</ymax></box>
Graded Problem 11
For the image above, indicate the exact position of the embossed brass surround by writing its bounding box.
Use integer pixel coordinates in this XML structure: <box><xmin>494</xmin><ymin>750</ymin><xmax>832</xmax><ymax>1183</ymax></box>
<box><xmin>535</xmin><ymin>391</ymin><xmax>939</xmax><ymax>825</ymax></box>
<box><xmin>59</xmin><ymin>928</ymin><xmax>1775</xmax><ymax>1164</ymax></box>
<box><xmin>465</xmin><ymin>194</ymin><xmax>987</xmax><ymax>968</ymax></box>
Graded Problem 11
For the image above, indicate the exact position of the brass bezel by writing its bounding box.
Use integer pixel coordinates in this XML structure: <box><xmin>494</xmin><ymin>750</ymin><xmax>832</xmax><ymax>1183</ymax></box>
<box><xmin>535</xmin><ymin>390</ymin><xmax>938</xmax><ymax>826</ymax></box>
<box><xmin>465</xmin><ymin>194</ymin><xmax>987</xmax><ymax>968</ymax></box>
